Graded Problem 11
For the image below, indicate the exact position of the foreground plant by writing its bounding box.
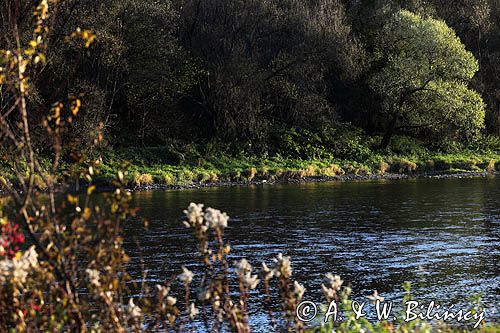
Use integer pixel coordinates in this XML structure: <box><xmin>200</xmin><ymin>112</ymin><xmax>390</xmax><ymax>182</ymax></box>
<box><xmin>0</xmin><ymin>2</ymin><xmax>320</xmax><ymax>331</ymax></box>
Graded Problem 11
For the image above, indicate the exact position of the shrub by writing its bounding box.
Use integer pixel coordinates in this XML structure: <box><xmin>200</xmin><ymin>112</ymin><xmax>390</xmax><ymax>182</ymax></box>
<box><xmin>486</xmin><ymin>160</ymin><xmax>496</xmax><ymax>173</ymax></box>
<box><xmin>378</xmin><ymin>161</ymin><xmax>390</xmax><ymax>174</ymax></box>
<box><xmin>332</xmin><ymin>164</ymin><xmax>345</xmax><ymax>175</ymax></box>
<box><xmin>389</xmin><ymin>136</ymin><xmax>429</xmax><ymax>157</ymax></box>
<box><xmin>208</xmin><ymin>172</ymin><xmax>219</xmax><ymax>183</ymax></box>
<box><xmin>0</xmin><ymin>176</ymin><xmax>7</xmax><ymax>190</ymax></box>
<box><xmin>276</xmin><ymin>124</ymin><xmax>372</xmax><ymax>161</ymax></box>
<box><xmin>258</xmin><ymin>167</ymin><xmax>270</xmax><ymax>178</ymax></box>
<box><xmin>197</xmin><ymin>171</ymin><xmax>220</xmax><ymax>184</ymax></box>
<box><xmin>32</xmin><ymin>174</ymin><xmax>48</xmax><ymax>191</ymax></box>
<box><xmin>162</xmin><ymin>172</ymin><xmax>176</xmax><ymax>185</ymax></box>
<box><xmin>198</xmin><ymin>171</ymin><xmax>210</xmax><ymax>183</ymax></box>
<box><xmin>354</xmin><ymin>165</ymin><xmax>371</xmax><ymax>176</ymax></box>
<box><xmin>425</xmin><ymin>160</ymin><xmax>435</xmax><ymax>171</ymax></box>
<box><xmin>469</xmin><ymin>135</ymin><xmax>500</xmax><ymax>153</ymax></box>
<box><xmin>277</xmin><ymin>127</ymin><xmax>328</xmax><ymax>160</ymax></box>
<box><xmin>274</xmin><ymin>168</ymin><xmax>285</xmax><ymax>179</ymax></box>
<box><xmin>304</xmin><ymin>165</ymin><xmax>318</xmax><ymax>177</ymax></box>
<box><xmin>391</xmin><ymin>159</ymin><xmax>418</xmax><ymax>173</ymax></box>
<box><xmin>178</xmin><ymin>169</ymin><xmax>196</xmax><ymax>183</ymax></box>
<box><xmin>320</xmin><ymin>164</ymin><xmax>344</xmax><ymax>177</ymax></box>
<box><xmin>229</xmin><ymin>170</ymin><xmax>242</xmax><ymax>182</ymax></box>
<box><xmin>242</xmin><ymin>167</ymin><xmax>257</xmax><ymax>182</ymax></box>
<box><xmin>343</xmin><ymin>163</ymin><xmax>356</xmax><ymax>174</ymax></box>
<box><xmin>284</xmin><ymin>170</ymin><xmax>301</xmax><ymax>179</ymax></box>
<box><xmin>133</xmin><ymin>173</ymin><xmax>154</xmax><ymax>186</ymax></box>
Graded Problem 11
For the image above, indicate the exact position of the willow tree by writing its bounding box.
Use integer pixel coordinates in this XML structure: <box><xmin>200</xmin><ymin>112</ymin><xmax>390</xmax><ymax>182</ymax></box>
<box><xmin>371</xmin><ymin>10</ymin><xmax>485</xmax><ymax>148</ymax></box>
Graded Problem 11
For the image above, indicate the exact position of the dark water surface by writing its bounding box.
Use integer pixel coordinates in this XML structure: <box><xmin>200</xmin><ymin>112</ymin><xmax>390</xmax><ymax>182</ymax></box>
<box><xmin>124</xmin><ymin>177</ymin><xmax>500</xmax><ymax>326</ymax></box>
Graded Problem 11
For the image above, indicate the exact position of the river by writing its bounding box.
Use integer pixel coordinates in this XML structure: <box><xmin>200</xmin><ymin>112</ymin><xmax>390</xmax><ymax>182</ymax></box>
<box><xmin>124</xmin><ymin>176</ymin><xmax>500</xmax><ymax>328</ymax></box>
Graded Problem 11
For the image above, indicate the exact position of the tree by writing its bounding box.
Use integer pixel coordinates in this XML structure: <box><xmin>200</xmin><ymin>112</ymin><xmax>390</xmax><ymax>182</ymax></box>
<box><xmin>370</xmin><ymin>10</ymin><xmax>486</xmax><ymax>148</ymax></box>
<box><xmin>430</xmin><ymin>0</ymin><xmax>500</xmax><ymax>136</ymax></box>
<box><xmin>175</xmin><ymin>0</ymin><xmax>366</xmax><ymax>149</ymax></box>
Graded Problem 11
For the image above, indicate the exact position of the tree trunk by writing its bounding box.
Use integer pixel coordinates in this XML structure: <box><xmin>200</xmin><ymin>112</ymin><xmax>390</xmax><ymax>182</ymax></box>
<box><xmin>380</xmin><ymin>116</ymin><xmax>397</xmax><ymax>149</ymax></box>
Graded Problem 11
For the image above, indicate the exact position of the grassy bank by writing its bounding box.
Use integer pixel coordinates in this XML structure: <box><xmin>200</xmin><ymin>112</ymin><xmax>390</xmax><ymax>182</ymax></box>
<box><xmin>2</xmin><ymin>136</ymin><xmax>500</xmax><ymax>190</ymax></box>
<box><xmin>94</xmin><ymin>148</ymin><xmax>500</xmax><ymax>189</ymax></box>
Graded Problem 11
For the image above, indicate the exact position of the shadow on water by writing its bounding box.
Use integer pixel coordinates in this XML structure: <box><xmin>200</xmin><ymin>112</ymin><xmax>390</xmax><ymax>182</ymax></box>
<box><xmin>123</xmin><ymin>177</ymin><xmax>500</xmax><ymax>325</ymax></box>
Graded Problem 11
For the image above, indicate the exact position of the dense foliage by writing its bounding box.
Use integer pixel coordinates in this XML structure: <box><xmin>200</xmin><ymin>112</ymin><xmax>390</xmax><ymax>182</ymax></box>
<box><xmin>1</xmin><ymin>0</ymin><xmax>499</xmax><ymax>157</ymax></box>
<box><xmin>370</xmin><ymin>10</ymin><xmax>485</xmax><ymax>148</ymax></box>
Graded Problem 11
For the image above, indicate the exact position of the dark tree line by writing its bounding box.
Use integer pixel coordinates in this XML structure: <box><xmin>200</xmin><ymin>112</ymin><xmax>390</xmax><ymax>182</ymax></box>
<box><xmin>1</xmin><ymin>0</ymin><xmax>499</xmax><ymax>155</ymax></box>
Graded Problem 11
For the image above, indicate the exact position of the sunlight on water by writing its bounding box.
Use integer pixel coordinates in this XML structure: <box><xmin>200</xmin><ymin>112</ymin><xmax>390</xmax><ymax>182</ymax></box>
<box><xmin>123</xmin><ymin>177</ymin><xmax>500</xmax><ymax>327</ymax></box>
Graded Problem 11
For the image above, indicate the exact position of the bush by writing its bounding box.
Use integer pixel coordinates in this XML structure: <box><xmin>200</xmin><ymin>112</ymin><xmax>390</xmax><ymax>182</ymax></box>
<box><xmin>277</xmin><ymin>127</ymin><xmax>330</xmax><ymax>160</ymax></box>
<box><xmin>275</xmin><ymin>124</ymin><xmax>373</xmax><ymax>161</ymax></box>
<box><xmin>0</xmin><ymin>176</ymin><xmax>7</xmax><ymax>190</ymax></box>
<box><xmin>242</xmin><ymin>167</ymin><xmax>258</xmax><ymax>182</ymax></box>
<box><xmin>258</xmin><ymin>167</ymin><xmax>270</xmax><ymax>179</ymax></box>
<box><xmin>320</xmin><ymin>164</ymin><xmax>344</xmax><ymax>177</ymax></box>
<box><xmin>304</xmin><ymin>165</ymin><xmax>318</xmax><ymax>177</ymax></box>
<box><xmin>229</xmin><ymin>170</ymin><xmax>242</xmax><ymax>182</ymax></box>
<box><xmin>469</xmin><ymin>135</ymin><xmax>500</xmax><ymax>153</ymax></box>
<box><xmin>274</xmin><ymin>168</ymin><xmax>285</xmax><ymax>180</ymax></box>
<box><xmin>391</xmin><ymin>159</ymin><xmax>418</xmax><ymax>173</ymax></box>
<box><xmin>133</xmin><ymin>173</ymin><xmax>154</xmax><ymax>186</ymax></box>
<box><xmin>389</xmin><ymin>136</ymin><xmax>429</xmax><ymax>157</ymax></box>
<box><xmin>354</xmin><ymin>165</ymin><xmax>371</xmax><ymax>175</ymax></box>
<box><xmin>425</xmin><ymin>160</ymin><xmax>435</xmax><ymax>171</ymax></box>
<box><xmin>325</xmin><ymin>125</ymin><xmax>372</xmax><ymax>161</ymax></box>
<box><xmin>32</xmin><ymin>174</ymin><xmax>48</xmax><ymax>191</ymax></box>
<box><xmin>378</xmin><ymin>161</ymin><xmax>390</xmax><ymax>174</ymax></box>
<box><xmin>208</xmin><ymin>172</ymin><xmax>219</xmax><ymax>183</ymax></box>
<box><xmin>178</xmin><ymin>169</ymin><xmax>196</xmax><ymax>183</ymax></box>
<box><xmin>162</xmin><ymin>172</ymin><xmax>176</xmax><ymax>185</ymax></box>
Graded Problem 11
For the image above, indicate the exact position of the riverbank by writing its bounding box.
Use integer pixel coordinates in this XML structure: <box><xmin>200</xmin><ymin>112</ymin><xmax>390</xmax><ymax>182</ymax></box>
<box><xmin>90</xmin><ymin>147</ymin><xmax>500</xmax><ymax>190</ymax></box>
<box><xmin>125</xmin><ymin>170</ymin><xmax>499</xmax><ymax>191</ymax></box>
<box><xmin>1</xmin><ymin>147</ymin><xmax>500</xmax><ymax>192</ymax></box>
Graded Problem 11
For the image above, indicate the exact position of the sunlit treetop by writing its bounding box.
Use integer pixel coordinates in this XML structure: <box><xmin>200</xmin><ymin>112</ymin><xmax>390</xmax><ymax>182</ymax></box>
<box><xmin>370</xmin><ymin>10</ymin><xmax>485</xmax><ymax>145</ymax></box>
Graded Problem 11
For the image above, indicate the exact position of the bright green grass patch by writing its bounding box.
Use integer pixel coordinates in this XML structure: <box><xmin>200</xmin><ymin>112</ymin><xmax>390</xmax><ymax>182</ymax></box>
<box><xmin>74</xmin><ymin>149</ymin><xmax>500</xmax><ymax>187</ymax></box>
<box><xmin>1</xmin><ymin>142</ymin><xmax>500</xmax><ymax>188</ymax></box>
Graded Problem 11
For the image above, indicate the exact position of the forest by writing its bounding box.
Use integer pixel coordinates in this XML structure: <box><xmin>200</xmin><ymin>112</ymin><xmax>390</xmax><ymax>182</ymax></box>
<box><xmin>1</xmin><ymin>0</ymin><xmax>499</xmax><ymax>170</ymax></box>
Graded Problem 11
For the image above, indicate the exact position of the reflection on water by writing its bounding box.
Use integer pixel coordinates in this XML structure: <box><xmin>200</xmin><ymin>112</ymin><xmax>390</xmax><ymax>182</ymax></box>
<box><xmin>124</xmin><ymin>177</ymin><xmax>500</xmax><ymax>326</ymax></box>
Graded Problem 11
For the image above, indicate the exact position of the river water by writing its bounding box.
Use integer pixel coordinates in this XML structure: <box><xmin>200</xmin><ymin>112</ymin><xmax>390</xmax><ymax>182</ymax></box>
<box><xmin>124</xmin><ymin>177</ymin><xmax>500</xmax><ymax>327</ymax></box>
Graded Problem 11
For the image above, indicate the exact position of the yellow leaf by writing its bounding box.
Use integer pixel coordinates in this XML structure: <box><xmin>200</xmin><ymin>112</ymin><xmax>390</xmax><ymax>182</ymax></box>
<box><xmin>67</xmin><ymin>194</ymin><xmax>78</xmax><ymax>205</ymax></box>
<box><xmin>87</xmin><ymin>185</ymin><xmax>96</xmax><ymax>195</ymax></box>
<box><xmin>83</xmin><ymin>207</ymin><xmax>91</xmax><ymax>221</ymax></box>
